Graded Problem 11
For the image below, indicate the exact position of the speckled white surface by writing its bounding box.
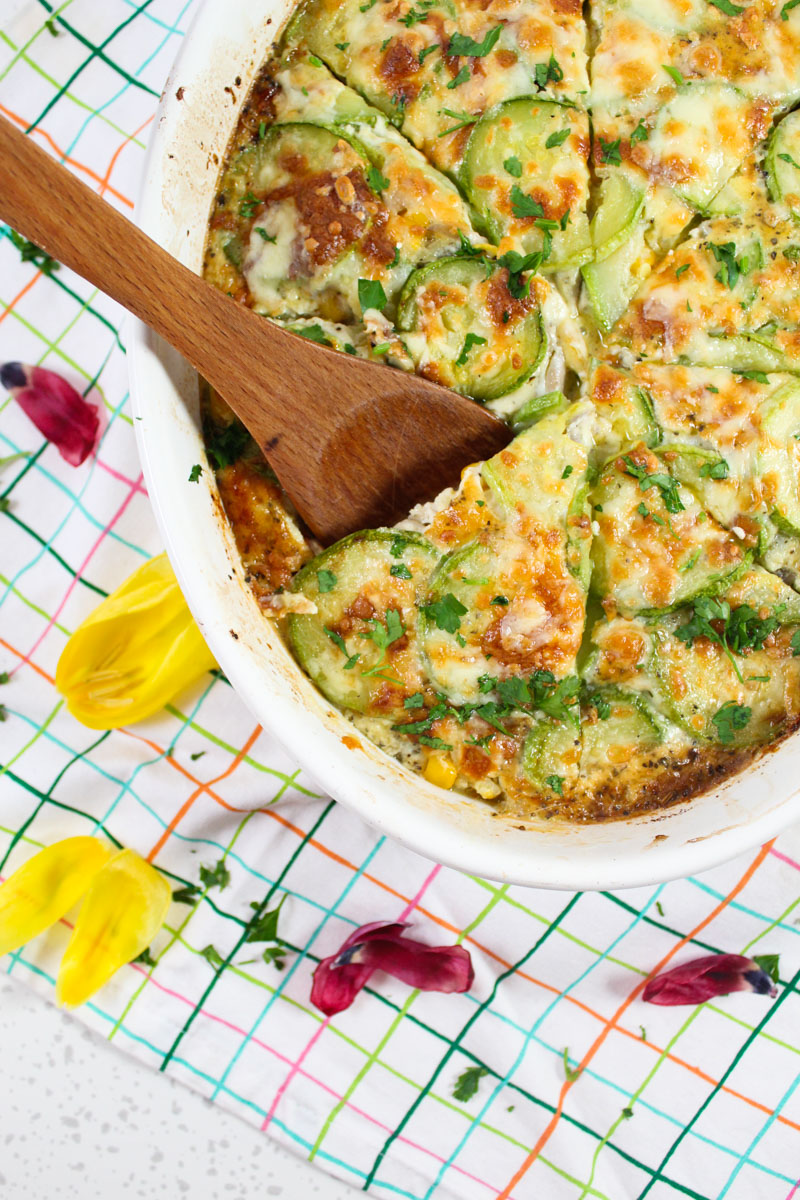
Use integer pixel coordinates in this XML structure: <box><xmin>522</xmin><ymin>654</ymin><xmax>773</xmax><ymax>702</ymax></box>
<box><xmin>0</xmin><ymin>977</ymin><xmax>360</xmax><ymax>1199</ymax></box>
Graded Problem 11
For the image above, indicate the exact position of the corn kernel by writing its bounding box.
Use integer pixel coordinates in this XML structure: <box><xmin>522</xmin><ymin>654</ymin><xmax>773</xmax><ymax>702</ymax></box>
<box><xmin>423</xmin><ymin>755</ymin><xmax>457</xmax><ymax>790</ymax></box>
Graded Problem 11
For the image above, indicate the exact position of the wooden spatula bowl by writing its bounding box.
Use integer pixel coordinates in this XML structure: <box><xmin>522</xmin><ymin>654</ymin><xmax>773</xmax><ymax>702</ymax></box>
<box><xmin>0</xmin><ymin>115</ymin><xmax>510</xmax><ymax>544</ymax></box>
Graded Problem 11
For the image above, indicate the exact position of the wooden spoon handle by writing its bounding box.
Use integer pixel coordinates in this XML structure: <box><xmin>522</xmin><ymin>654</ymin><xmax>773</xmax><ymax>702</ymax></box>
<box><xmin>0</xmin><ymin>115</ymin><xmax>265</xmax><ymax>392</ymax></box>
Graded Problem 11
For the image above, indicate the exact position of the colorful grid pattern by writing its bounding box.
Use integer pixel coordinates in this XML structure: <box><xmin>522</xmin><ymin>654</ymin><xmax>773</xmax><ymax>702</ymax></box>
<box><xmin>1</xmin><ymin>4</ymin><xmax>800</xmax><ymax>1197</ymax></box>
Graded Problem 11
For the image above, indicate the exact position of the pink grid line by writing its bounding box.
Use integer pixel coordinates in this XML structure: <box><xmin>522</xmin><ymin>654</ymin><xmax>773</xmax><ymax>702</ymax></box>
<box><xmin>260</xmin><ymin>863</ymin><xmax>444</xmax><ymax>1132</ymax></box>
<box><xmin>770</xmin><ymin>848</ymin><xmax>800</xmax><ymax>873</ymax></box>
<box><xmin>9</xmin><ymin>469</ymin><xmax>145</xmax><ymax>677</ymax></box>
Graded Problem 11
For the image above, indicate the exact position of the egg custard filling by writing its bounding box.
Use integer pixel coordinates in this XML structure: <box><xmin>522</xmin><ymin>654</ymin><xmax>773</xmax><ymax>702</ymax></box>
<box><xmin>201</xmin><ymin>0</ymin><xmax>800</xmax><ymax>822</ymax></box>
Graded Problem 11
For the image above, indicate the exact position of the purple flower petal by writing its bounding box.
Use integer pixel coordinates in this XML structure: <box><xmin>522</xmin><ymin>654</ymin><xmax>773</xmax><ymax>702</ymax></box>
<box><xmin>311</xmin><ymin>921</ymin><xmax>474</xmax><ymax>1016</ymax></box>
<box><xmin>643</xmin><ymin>953</ymin><xmax>778</xmax><ymax>1006</ymax></box>
<box><xmin>1</xmin><ymin>362</ymin><xmax>104</xmax><ymax>466</ymax></box>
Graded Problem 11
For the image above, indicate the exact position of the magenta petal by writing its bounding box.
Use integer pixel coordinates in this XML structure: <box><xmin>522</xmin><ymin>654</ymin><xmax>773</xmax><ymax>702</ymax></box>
<box><xmin>643</xmin><ymin>953</ymin><xmax>778</xmax><ymax>1006</ymax></box>
<box><xmin>310</xmin><ymin>921</ymin><xmax>474</xmax><ymax>1016</ymax></box>
<box><xmin>1</xmin><ymin>362</ymin><xmax>104</xmax><ymax>466</ymax></box>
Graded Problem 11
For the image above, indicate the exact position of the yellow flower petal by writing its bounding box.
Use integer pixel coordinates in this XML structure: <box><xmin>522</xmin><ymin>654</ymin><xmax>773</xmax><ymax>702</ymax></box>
<box><xmin>56</xmin><ymin>849</ymin><xmax>172</xmax><ymax>1007</ymax></box>
<box><xmin>0</xmin><ymin>837</ymin><xmax>112</xmax><ymax>958</ymax></box>
<box><xmin>55</xmin><ymin>552</ymin><xmax>216</xmax><ymax>729</ymax></box>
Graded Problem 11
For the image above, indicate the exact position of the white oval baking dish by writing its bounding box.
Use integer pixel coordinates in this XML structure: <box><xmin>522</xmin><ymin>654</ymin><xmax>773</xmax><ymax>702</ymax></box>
<box><xmin>128</xmin><ymin>0</ymin><xmax>800</xmax><ymax>889</ymax></box>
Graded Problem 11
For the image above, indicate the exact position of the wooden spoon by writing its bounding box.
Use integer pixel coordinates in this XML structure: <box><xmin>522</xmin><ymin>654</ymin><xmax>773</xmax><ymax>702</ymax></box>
<box><xmin>0</xmin><ymin>116</ymin><xmax>510</xmax><ymax>543</ymax></box>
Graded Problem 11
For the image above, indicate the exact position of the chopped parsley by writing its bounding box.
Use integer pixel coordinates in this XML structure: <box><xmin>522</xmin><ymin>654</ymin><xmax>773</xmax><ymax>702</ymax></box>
<box><xmin>562</xmin><ymin>1047</ymin><xmax>582</xmax><ymax>1081</ymax></box>
<box><xmin>709</xmin><ymin>241</ymin><xmax>748</xmax><ymax>290</ymax></box>
<box><xmin>792</xmin><ymin>629</ymin><xmax>800</xmax><ymax>656</ymax></box>
<box><xmin>510</xmin><ymin>185</ymin><xmax>544</xmax><ymax>219</ymax></box>
<box><xmin>737</xmin><ymin>368</ymin><xmax>770</xmax><ymax>384</ymax></box>
<box><xmin>206</xmin><ymin>419</ymin><xmax>250</xmax><ymax>469</ymax></box>
<box><xmin>561</xmin><ymin>465</ymin><xmax>574</xmax><ymax>479</ymax></box>
<box><xmin>8</xmin><ymin>231</ymin><xmax>59</xmax><ymax>275</ymax></box>
<box><xmin>546</xmin><ymin>774</ymin><xmax>565</xmax><ymax>795</ymax></box>
<box><xmin>676</xmin><ymin>596</ymin><xmax>779</xmax><ymax>684</ymax></box>
<box><xmin>453</xmin><ymin>1065</ymin><xmax>488</xmax><ymax>1101</ymax></box>
<box><xmin>675</xmin><ymin>263</ymin><xmax>690</xmax><ymax>278</ymax></box>
<box><xmin>308</xmin><ymin>54</ymin><xmax>324</xmax><ymax>67</ymax></box>
<box><xmin>782</xmin><ymin>0</ymin><xmax>800</xmax><ymax>16</ymax></box>
<box><xmin>447</xmin><ymin>25</ymin><xmax>502</xmax><ymax>58</ymax></box>
<box><xmin>134</xmin><ymin>948</ymin><xmax>157</xmax><ymax>967</ymax></box>
<box><xmin>708</xmin><ymin>0</ymin><xmax>744</xmax><ymax>13</ymax></box>
<box><xmin>358</xmin><ymin>277</ymin><xmax>388</xmax><ymax>312</ymax></box>
<box><xmin>419</xmin><ymin>44</ymin><xmax>440</xmax><ymax>64</ymax></box>
<box><xmin>255</xmin><ymin>226</ymin><xmax>277</xmax><ymax>242</ymax></box>
<box><xmin>400</xmin><ymin>4</ymin><xmax>432</xmax><ymax>26</ymax></box>
<box><xmin>598</xmin><ymin>137</ymin><xmax>622</xmax><ymax>165</ymax></box>
<box><xmin>783</xmin><ymin>244</ymin><xmax>800</xmax><ymax>262</ymax></box>
<box><xmin>662</xmin><ymin>64</ymin><xmax>686</xmax><ymax>87</ymax></box>
<box><xmin>711</xmin><ymin>701</ymin><xmax>751</xmax><ymax>744</ymax></box>
<box><xmin>753</xmin><ymin>953</ymin><xmax>780</xmax><ymax>983</ymax></box>
<box><xmin>324</xmin><ymin>627</ymin><xmax>360</xmax><ymax>670</ymax></box>
<box><xmin>456</xmin><ymin>332</ymin><xmax>488</xmax><ymax>366</ymax></box>
<box><xmin>188</xmin><ymin>464</ymin><xmax>202</xmax><ymax>483</ymax></box>
<box><xmin>545</xmin><ymin>128</ymin><xmax>571</xmax><ymax>150</ymax></box>
<box><xmin>447</xmin><ymin>65</ymin><xmax>472</xmax><ymax>89</ymax></box>
<box><xmin>335</xmin><ymin>41</ymin><xmax>350</xmax><ymax>51</ymax></box>
<box><xmin>405</xmin><ymin>692</ymin><xmax>425</xmax><ymax>709</ymax></box>
<box><xmin>359</xmin><ymin>609</ymin><xmax>406</xmax><ymax>679</ymax></box>
<box><xmin>244</xmin><ymin>894</ymin><xmax>288</xmax><ymax>970</ymax></box>
<box><xmin>317</xmin><ymin>569</ymin><xmax>337</xmax><ymax>593</ymax></box>
<box><xmin>533</xmin><ymin>54</ymin><xmax>563</xmax><ymax>89</ymax></box>
<box><xmin>779</xmin><ymin>151</ymin><xmax>800</xmax><ymax>172</ymax></box>
<box><xmin>497</xmin><ymin>248</ymin><xmax>545</xmax><ymax>296</ymax></box>
<box><xmin>491</xmin><ymin>595</ymin><xmax>509</xmax><ymax>606</ymax></box>
<box><xmin>698</xmin><ymin>458</ymin><xmax>729</xmax><ymax>479</ymax></box>
<box><xmin>190</xmin><ymin>750</ymin><xmax>206</xmax><ymax>761</ymax></box>
<box><xmin>438</xmin><ymin>108</ymin><xmax>477</xmax><ymax>135</ymax></box>
<box><xmin>239</xmin><ymin>190</ymin><xmax>261</xmax><ymax>219</ymax></box>
<box><xmin>172</xmin><ymin>883</ymin><xmax>202</xmax><ymax>906</ymax></box>
<box><xmin>621</xmin><ymin>455</ymin><xmax>685</xmax><ymax>514</ymax></box>
<box><xmin>390</xmin><ymin>563</ymin><xmax>413</xmax><ymax>579</ymax></box>
<box><xmin>200</xmin><ymin>858</ymin><xmax>231</xmax><ymax>890</ymax></box>
<box><xmin>201</xmin><ymin>944</ymin><xmax>225</xmax><ymax>969</ymax></box>
<box><xmin>366</xmin><ymin>166</ymin><xmax>390</xmax><ymax>193</ymax></box>
<box><xmin>630</xmin><ymin>120</ymin><xmax>649</xmax><ymax>145</ymax></box>
<box><xmin>289</xmin><ymin>324</ymin><xmax>332</xmax><ymax>349</ymax></box>
<box><xmin>422</xmin><ymin>593</ymin><xmax>468</xmax><ymax>634</ymax></box>
<box><xmin>503</xmin><ymin>154</ymin><xmax>523</xmax><ymax>177</ymax></box>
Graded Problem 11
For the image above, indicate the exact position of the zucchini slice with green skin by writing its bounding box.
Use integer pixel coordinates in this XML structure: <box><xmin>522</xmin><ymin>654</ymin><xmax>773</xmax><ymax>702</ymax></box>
<box><xmin>590</xmin><ymin>444</ymin><xmax>751</xmax><ymax>616</ymax></box>
<box><xmin>288</xmin><ymin>529</ymin><xmax>438</xmax><ymax>714</ymax></box>
<box><xmin>522</xmin><ymin>718</ymin><xmax>580</xmax><ymax>792</ymax></box>
<box><xmin>662</xmin><ymin>443</ymin><xmax>757</xmax><ymax>534</ymax></box>
<box><xmin>766</xmin><ymin>111</ymin><xmax>800</xmax><ymax>215</ymax></box>
<box><xmin>580</xmin><ymin>689</ymin><xmax>666</xmax><ymax>774</ymax></box>
<box><xmin>582</xmin><ymin>220</ymin><xmax>649</xmax><ymax>334</ymax></box>
<box><xmin>761</xmin><ymin>531</ymin><xmax>800</xmax><ymax>593</ymax></box>
<box><xmin>647</xmin><ymin>83</ymin><xmax>751</xmax><ymax>212</ymax></box>
<box><xmin>758</xmin><ymin>381</ymin><xmax>800</xmax><ymax>536</ymax></box>
<box><xmin>652</xmin><ymin>567</ymin><xmax>800</xmax><ymax>744</ymax></box>
<box><xmin>589</xmin><ymin>363</ymin><xmax>660</xmax><ymax>458</ymax></box>
<box><xmin>509</xmin><ymin>390</ymin><xmax>567</xmax><ymax>434</ymax></box>
<box><xmin>588</xmin><ymin>174</ymin><xmax>645</xmax><ymax>265</ymax></box>
<box><xmin>420</xmin><ymin>414</ymin><xmax>591</xmax><ymax>704</ymax></box>
<box><xmin>396</xmin><ymin>256</ymin><xmax>545</xmax><ymax>402</ymax></box>
<box><xmin>460</xmin><ymin>97</ymin><xmax>592</xmax><ymax>270</ymax></box>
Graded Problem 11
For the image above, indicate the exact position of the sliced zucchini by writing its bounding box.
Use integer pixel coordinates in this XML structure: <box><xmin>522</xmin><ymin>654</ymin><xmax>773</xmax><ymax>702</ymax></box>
<box><xmin>647</xmin><ymin>83</ymin><xmax>751</xmax><ymax>212</ymax></box>
<box><xmin>652</xmin><ymin>566</ymin><xmax>800</xmax><ymax>744</ymax></box>
<box><xmin>589</xmin><ymin>174</ymin><xmax>645</xmax><ymax>265</ymax></box>
<box><xmin>509</xmin><ymin>390</ymin><xmax>567</xmax><ymax>434</ymax></box>
<box><xmin>590</xmin><ymin>363</ymin><xmax>660</xmax><ymax>458</ymax></box>
<box><xmin>460</xmin><ymin>98</ymin><xmax>591</xmax><ymax>270</ymax></box>
<box><xmin>662</xmin><ymin>443</ymin><xmax>756</xmax><ymax>533</ymax></box>
<box><xmin>287</xmin><ymin>529</ymin><xmax>438</xmax><ymax>714</ymax></box>
<box><xmin>419</xmin><ymin>414</ymin><xmax>590</xmax><ymax>703</ymax></box>
<box><xmin>758</xmin><ymin>381</ymin><xmax>800</xmax><ymax>535</ymax></box>
<box><xmin>580</xmin><ymin>689</ymin><xmax>665</xmax><ymax>773</ymax></box>
<box><xmin>522</xmin><ymin>718</ymin><xmax>580</xmax><ymax>791</ymax></box>
<box><xmin>761</xmin><ymin>530</ymin><xmax>800</xmax><ymax>593</ymax></box>
<box><xmin>582</xmin><ymin>220</ymin><xmax>649</xmax><ymax>333</ymax></box>
<box><xmin>766</xmin><ymin>111</ymin><xmax>800</xmax><ymax>215</ymax></box>
<box><xmin>396</xmin><ymin>256</ymin><xmax>545</xmax><ymax>402</ymax></box>
<box><xmin>590</xmin><ymin>444</ymin><xmax>750</xmax><ymax>615</ymax></box>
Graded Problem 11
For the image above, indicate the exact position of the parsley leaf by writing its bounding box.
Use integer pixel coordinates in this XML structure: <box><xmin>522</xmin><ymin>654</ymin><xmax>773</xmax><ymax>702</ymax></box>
<box><xmin>534</xmin><ymin>54</ymin><xmax>563</xmax><ymax>89</ymax></box>
<box><xmin>8</xmin><ymin>230</ymin><xmax>59</xmax><ymax>274</ymax></box>
<box><xmin>419</xmin><ymin>43</ymin><xmax>440</xmax><ymax>63</ymax></box>
<box><xmin>172</xmin><ymin>883</ymin><xmax>201</xmax><ymax>906</ymax></box>
<box><xmin>510</xmin><ymin>185</ymin><xmax>544</xmax><ymax>219</ymax></box>
<box><xmin>390</xmin><ymin>562</ymin><xmax>412</xmax><ymax>579</ymax></box>
<box><xmin>422</xmin><ymin>593</ymin><xmax>468</xmax><ymax>634</ymax></box>
<box><xmin>456</xmin><ymin>332</ymin><xmax>488</xmax><ymax>366</ymax></box>
<box><xmin>358</xmin><ymin>278</ymin><xmax>388</xmax><ymax>312</ymax></box>
<box><xmin>562</xmin><ymin>1047</ymin><xmax>582</xmax><ymax>1081</ymax></box>
<box><xmin>188</xmin><ymin>464</ymin><xmax>202</xmax><ymax>483</ymax></box>
<box><xmin>293</xmin><ymin>323</ymin><xmax>333</xmax><ymax>346</ymax></box>
<box><xmin>698</xmin><ymin>458</ymin><xmax>729</xmax><ymax>479</ymax></box>
<box><xmin>134</xmin><ymin>947</ymin><xmax>157</xmax><ymax>967</ymax></box>
<box><xmin>504</xmin><ymin>154</ymin><xmax>523</xmax><ymax>177</ymax></box>
<box><xmin>753</xmin><ymin>952</ymin><xmax>780</xmax><ymax>983</ymax></box>
<box><xmin>662</xmin><ymin>64</ymin><xmax>686</xmax><ymax>87</ymax></box>
<box><xmin>545</xmin><ymin>128</ymin><xmax>570</xmax><ymax>149</ymax></box>
<box><xmin>239</xmin><ymin>190</ymin><xmax>261</xmax><ymax>219</ymax></box>
<box><xmin>206</xmin><ymin>420</ymin><xmax>250</xmax><ymax>469</ymax></box>
<box><xmin>447</xmin><ymin>25</ymin><xmax>502</xmax><ymax>57</ymax></box>
<box><xmin>497</xmin><ymin>248</ymin><xmax>544</xmax><ymax>296</ymax></box>
<box><xmin>317</xmin><ymin>569</ymin><xmax>337</xmax><ymax>593</ymax></box>
<box><xmin>453</xmin><ymin>1065</ymin><xmax>488</xmax><ymax>1101</ymax></box>
<box><xmin>791</xmin><ymin>629</ymin><xmax>800</xmax><ymax>656</ymax></box>
<box><xmin>598</xmin><ymin>137</ymin><xmax>622</xmax><ymax>165</ymax></box>
<box><xmin>711</xmin><ymin>701</ymin><xmax>751</xmax><ymax>743</ymax></box>
<box><xmin>782</xmin><ymin>0</ymin><xmax>800</xmax><ymax>17</ymax></box>
<box><xmin>447</xmin><ymin>64</ymin><xmax>471</xmax><ymax>89</ymax></box>
<box><xmin>324</xmin><ymin>627</ymin><xmax>360</xmax><ymax>670</ymax></box>
<box><xmin>630</xmin><ymin>120</ymin><xmax>649</xmax><ymax>145</ymax></box>
<box><xmin>675</xmin><ymin>596</ymin><xmax>778</xmax><ymax>684</ymax></box>
<box><xmin>709</xmin><ymin>241</ymin><xmax>746</xmax><ymax>290</ymax></box>
<box><xmin>255</xmin><ymin>226</ymin><xmax>277</xmax><ymax>242</ymax></box>
<box><xmin>366</xmin><ymin>165</ymin><xmax>390</xmax><ymax>193</ymax></box>
<box><xmin>201</xmin><ymin>944</ymin><xmax>225</xmax><ymax>969</ymax></box>
<box><xmin>708</xmin><ymin>0</ymin><xmax>744</xmax><ymax>13</ymax></box>
<box><xmin>621</xmin><ymin>455</ymin><xmax>685</xmax><ymax>514</ymax></box>
<box><xmin>245</xmin><ymin>894</ymin><xmax>287</xmax><ymax>968</ymax></box>
<box><xmin>438</xmin><ymin>107</ymin><xmax>478</xmax><ymax>135</ymax></box>
<box><xmin>546</xmin><ymin>774</ymin><xmax>564</xmax><ymax>794</ymax></box>
<box><xmin>779</xmin><ymin>150</ymin><xmax>800</xmax><ymax>172</ymax></box>
<box><xmin>200</xmin><ymin>859</ymin><xmax>231</xmax><ymax>890</ymax></box>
